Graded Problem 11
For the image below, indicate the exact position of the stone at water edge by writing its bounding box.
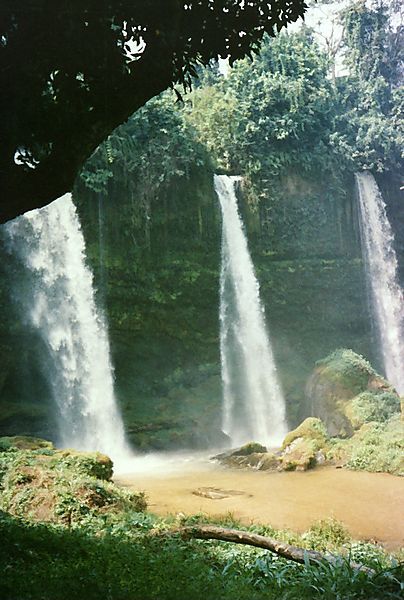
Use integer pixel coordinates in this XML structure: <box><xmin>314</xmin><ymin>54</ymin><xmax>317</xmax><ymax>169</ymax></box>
<box><xmin>281</xmin><ymin>417</ymin><xmax>328</xmax><ymax>450</ymax></box>
<box><xmin>278</xmin><ymin>417</ymin><xmax>328</xmax><ymax>472</ymax></box>
<box><xmin>211</xmin><ymin>441</ymin><xmax>280</xmax><ymax>471</ymax></box>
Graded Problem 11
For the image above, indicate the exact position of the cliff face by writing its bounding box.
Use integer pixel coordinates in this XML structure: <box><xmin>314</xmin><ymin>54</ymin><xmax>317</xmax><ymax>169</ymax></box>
<box><xmin>0</xmin><ymin>168</ymin><xmax>401</xmax><ymax>450</ymax></box>
<box><xmin>75</xmin><ymin>168</ymin><xmax>375</xmax><ymax>448</ymax></box>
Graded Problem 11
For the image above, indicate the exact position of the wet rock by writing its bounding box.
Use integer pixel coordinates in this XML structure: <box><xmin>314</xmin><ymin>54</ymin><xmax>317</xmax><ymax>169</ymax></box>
<box><xmin>279</xmin><ymin>437</ymin><xmax>318</xmax><ymax>471</ymax></box>
<box><xmin>212</xmin><ymin>441</ymin><xmax>267</xmax><ymax>462</ymax></box>
<box><xmin>230</xmin><ymin>442</ymin><xmax>268</xmax><ymax>456</ymax></box>
<box><xmin>212</xmin><ymin>450</ymin><xmax>279</xmax><ymax>471</ymax></box>
<box><xmin>278</xmin><ymin>418</ymin><xmax>329</xmax><ymax>472</ymax></box>
<box><xmin>282</xmin><ymin>417</ymin><xmax>327</xmax><ymax>450</ymax></box>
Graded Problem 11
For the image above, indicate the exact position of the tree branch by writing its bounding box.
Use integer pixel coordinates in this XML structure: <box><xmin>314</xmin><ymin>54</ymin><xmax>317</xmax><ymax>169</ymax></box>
<box><xmin>175</xmin><ymin>525</ymin><xmax>375</xmax><ymax>575</ymax></box>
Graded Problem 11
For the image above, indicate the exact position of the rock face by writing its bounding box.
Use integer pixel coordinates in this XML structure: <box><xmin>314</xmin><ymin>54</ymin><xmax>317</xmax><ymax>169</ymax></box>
<box><xmin>306</xmin><ymin>349</ymin><xmax>399</xmax><ymax>438</ymax></box>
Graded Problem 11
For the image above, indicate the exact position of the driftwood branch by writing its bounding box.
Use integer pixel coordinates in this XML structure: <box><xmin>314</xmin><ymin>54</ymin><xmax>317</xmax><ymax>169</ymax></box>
<box><xmin>176</xmin><ymin>525</ymin><xmax>374</xmax><ymax>575</ymax></box>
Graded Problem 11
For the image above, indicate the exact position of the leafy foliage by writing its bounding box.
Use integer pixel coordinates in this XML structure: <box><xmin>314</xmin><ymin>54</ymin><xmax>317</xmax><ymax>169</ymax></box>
<box><xmin>331</xmin><ymin>1</ymin><xmax>404</xmax><ymax>172</ymax></box>
<box><xmin>0</xmin><ymin>509</ymin><xmax>403</xmax><ymax>600</ymax></box>
<box><xmin>0</xmin><ymin>0</ymin><xmax>307</xmax><ymax>222</ymax></box>
<box><xmin>349</xmin><ymin>391</ymin><xmax>401</xmax><ymax>425</ymax></box>
<box><xmin>315</xmin><ymin>348</ymin><xmax>379</xmax><ymax>393</ymax></box>
<box><xmin>327</xmin><ymin>416</ymin><xmax>404</xmax><ymax>475</ymax></box>
<box><xmin>187</xmin><ymin>30</ymin><xmax>340</xmax><ymax>180</ymax></box>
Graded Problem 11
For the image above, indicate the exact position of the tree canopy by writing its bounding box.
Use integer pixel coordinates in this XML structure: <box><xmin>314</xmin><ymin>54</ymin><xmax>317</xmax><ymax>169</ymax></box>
<box><xmin>0</xmin><ymin>0</ymin><xmax>307</xmax><ymax>223</ymax></box>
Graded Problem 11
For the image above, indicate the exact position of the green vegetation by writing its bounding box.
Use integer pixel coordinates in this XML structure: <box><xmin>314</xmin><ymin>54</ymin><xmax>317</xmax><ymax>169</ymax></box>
<box><xmin>0</xmin><ymin>507</ymin><xmax>403</xmax><ymax>600</ymax></box>
<box><xmin>347</xmin><ymin>391</ymin><xmax>401</xmax><ymax>428</ymax></box>
<box><xmin>327</xmin><ymin>416</ymin><xmax>404</xmax><ymax>476</ymax></box>
<box><xmin>0</xmin><ymin>440</ymin><xmax>145</xmax><ymax>524</ymax></box>
<box><xmin>315</xmin><ymin>349</ymin><xmax>379</xmax><ymax>393</ymax></box>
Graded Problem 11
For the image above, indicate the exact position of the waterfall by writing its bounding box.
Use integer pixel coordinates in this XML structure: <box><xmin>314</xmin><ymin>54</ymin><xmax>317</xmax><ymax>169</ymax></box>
<box><xmin>4</xmin><ymin>194</ymin><xmax>130</xmax><ymax>461</ymax></box>
<box><xmin>356</xmin><ymin>171</ymin><xmax>404</xmax><ymax>394</ymax></box>
<box><xmin>215</xmin><ymin>175</ymin><xmax>287</xmax><ymax>447</ymax></box>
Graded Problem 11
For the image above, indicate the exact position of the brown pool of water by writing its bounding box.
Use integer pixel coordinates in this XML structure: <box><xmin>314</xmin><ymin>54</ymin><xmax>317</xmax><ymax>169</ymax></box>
<box><xmin>116</xmin><ymin>461</ymin><xmax>404</xmax><ymax>550</ymax></box>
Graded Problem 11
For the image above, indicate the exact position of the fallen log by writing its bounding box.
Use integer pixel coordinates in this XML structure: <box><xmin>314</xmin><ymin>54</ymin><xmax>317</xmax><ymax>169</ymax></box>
<box><xmin>177</xmin><ymin>525</ymin><xmax>374</xmax><ymax>575</ymax></box>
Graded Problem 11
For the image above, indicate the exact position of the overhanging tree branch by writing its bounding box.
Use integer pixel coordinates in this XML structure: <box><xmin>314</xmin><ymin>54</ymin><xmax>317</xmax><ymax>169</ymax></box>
<box><xmin>0</xmin><ymin>0</ymin><xmax>307</xmax><ymax>223</ymax></box>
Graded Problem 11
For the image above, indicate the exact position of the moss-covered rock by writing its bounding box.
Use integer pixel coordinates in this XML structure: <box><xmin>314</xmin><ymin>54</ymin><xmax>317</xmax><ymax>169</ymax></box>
<box><xmin>0</xmin><ymin>445</ymin><xmax>146</xmax><ymax>524</ymax></box>
<box><xmin>282</xmin><ymin>417</ymin><xmax>328</xmax><ymax>450</ymax></box>
<box><xmin>278</xmin><ymin>418</ymin><xmax>328</xmax><ymax>472</ymax></box>
<box><xmin>52</xmin><ymin>450</ymin><xmax>113</xmax><ymax>481</ymax></box>
<box><xmin>0</xmin><ymin>436</ymin><xmax>54</xmax><ymax>452</ymax></box>
<box><xmin>306</xmin><ymin>349</ymin><xmax>397</xmax><ymax>437</ymax></box>
<box><xmin>212</xmin><ymin>442</ymin><xmax>280</xmax><ymax>471</ymax></box>
<box><xmin>229</xmin><ymin>442</ymin><xmax>268</xmax><ymax>456</ymax></box>
<box><xmin>214</xmin><ymin>451</ymin><xmax>279</xmax><ymax>471</ymax></box>
<box><xmin>279</xmin><ymin>438</ymin><xmax>318</xmax><ymax>471</ymax></box>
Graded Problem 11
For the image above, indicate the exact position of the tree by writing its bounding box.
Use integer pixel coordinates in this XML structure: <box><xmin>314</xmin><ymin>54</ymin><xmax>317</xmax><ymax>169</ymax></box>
<box><xmin>187</xmin><ymin>30</ymin><xmax>338</xmax><ymax>178</ymax></box>
<box><xmin>331</xmin><ymin>0</ymin><xmax>404</xmax><ymax>173</ymax></box>
<box><xmin>0</xmin><ymin>0</ymin><xmax>307</xmax><ymax>223</ymax></box>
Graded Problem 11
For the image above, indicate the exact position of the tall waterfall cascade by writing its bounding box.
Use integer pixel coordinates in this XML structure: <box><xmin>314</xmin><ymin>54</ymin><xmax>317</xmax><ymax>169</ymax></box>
<box><xmin>356</xmin><ymin>171</ymin><xmax>404</xmax><ymax>394</ymax></box>
<box><xmin>4</xmin><ymin>194</ymin><xmax>130</xmax><ymax>461</ymax></box>
<box><xmin>215</xmin><ymin>175</ymin><xmax>288</xmax><ymax>447</ymax></box>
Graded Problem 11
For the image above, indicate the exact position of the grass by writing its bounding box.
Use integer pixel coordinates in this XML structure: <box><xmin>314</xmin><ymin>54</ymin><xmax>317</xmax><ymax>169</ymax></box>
<box><xmin>0</xmin><ymin>510</ymin><xmax>402</xmax><ymax>600</ymax></box>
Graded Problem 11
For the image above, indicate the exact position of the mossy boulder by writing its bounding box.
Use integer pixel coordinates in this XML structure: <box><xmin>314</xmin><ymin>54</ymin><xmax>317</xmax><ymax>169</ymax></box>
<box><xmin>229</xmin><ymin>442</ymin><xmax>267</xmax><ymax>456</ymax></box>
<box><xmin>306</xmin><ymin>349</ymin><xmax>396</xmax><ymax>437</ymax></box>
<box><xmin>282</xmin><ymin>417</ymin><xmax>328</xmax><ymax>450</ymax></box>
<box><xmin>211</xmin><ymin>443</ymin><xmax>278</xmax><ymax>471</ymax></box>
<box><xmin>0</xmin><ymin>436</ymin><xmax>54</xmax><ymax>452</ymax></box>
<box><xmin>278</xmin><ymin>418</ymin><xmax>328</xmax><ymax>472</ymax></box>
<box><xmin>216</xmin><ymin>451</ymin><xmax>279</xmax><ymax>471</ymax></box>
<box><xmin>52</xmin><ymin>449</ymin><xmax>114</xmax><ymax>481</ymax></box>
<box><xmin>279</xmin><ymin>438</ymin><xmax>319</xmax><ymax>471</ymax></box>
<box><xmin>0</xmin><ymin>445</ymin><xmax>146</xmax><ymax>524</ymax></box>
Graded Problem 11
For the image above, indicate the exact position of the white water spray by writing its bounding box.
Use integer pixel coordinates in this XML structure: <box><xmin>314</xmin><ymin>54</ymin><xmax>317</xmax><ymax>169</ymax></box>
<box><xmin>215</xmin><ymin>175</ymin><xmax>287</xmax><ymax>447</ymax></box>
<box><xmin>4</xmin><ymin>194</ymin><xmax>130</xmax><ymax>462</ymax></box>
<box><xmin>356</xmin><ymin>171</ymin><xmax>404</xmax><ymax>393</ymax></box>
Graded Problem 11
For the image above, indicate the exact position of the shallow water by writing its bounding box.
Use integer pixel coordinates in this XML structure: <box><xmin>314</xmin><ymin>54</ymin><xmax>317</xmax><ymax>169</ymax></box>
<box><xmin>116</xmin><ymin>458</ymin><xmax>404</xmax><ymax>550</ymax></box>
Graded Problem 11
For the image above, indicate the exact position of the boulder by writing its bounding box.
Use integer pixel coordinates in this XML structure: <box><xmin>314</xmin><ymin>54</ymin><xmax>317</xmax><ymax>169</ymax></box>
<box><xmin>279</xmin><ymin>437</ymin><xmax>318</xmax><ymax>471</ymax></box>
<box><xmin>306</xmin><ymin>349</ymin><xmax>397</xmax><ymax>437</ymax></box>
<box><xmin>282</xmin><ymin>417</ymin><xmax>327</xmax><ymax>450</ymax></box>
<box><xmin>211</xmin><ymin>442</ymin><xmax>267</xmax><ymax>464</ymax></box>
<box><xmin>279</xmin><ymin>418</ymin><xmax>328</xmax><ymax>472</ymax></box>
<box><xmin>212</xmin><ymin>444</ymin><xmax>279</xmax><ymax>471</ymax></box>
<box><xmin>229</xmin><ymin>442</ymin><xmax>268</xmax><ymax>456</ymax></box>
<box><xmin>0</xmin><ymin>444</ymin><xmax>146</xmax><ymax>524</ymax></box>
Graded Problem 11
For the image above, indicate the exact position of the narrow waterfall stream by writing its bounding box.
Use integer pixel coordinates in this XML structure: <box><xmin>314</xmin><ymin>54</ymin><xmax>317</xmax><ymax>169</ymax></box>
<box><xmin>4</xmin><ymin>194</ymin><xmax>130</xmax><ymax>462</ymax></box>
<box><xmin>215</xmin><ymin>175</ymin><xmax>287</xmax><ymax>447</ymax></box>
<box><xmin>356</xmin><ymin>172</ymin><xmax>404</xmax><ymax>393</ymax></box>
